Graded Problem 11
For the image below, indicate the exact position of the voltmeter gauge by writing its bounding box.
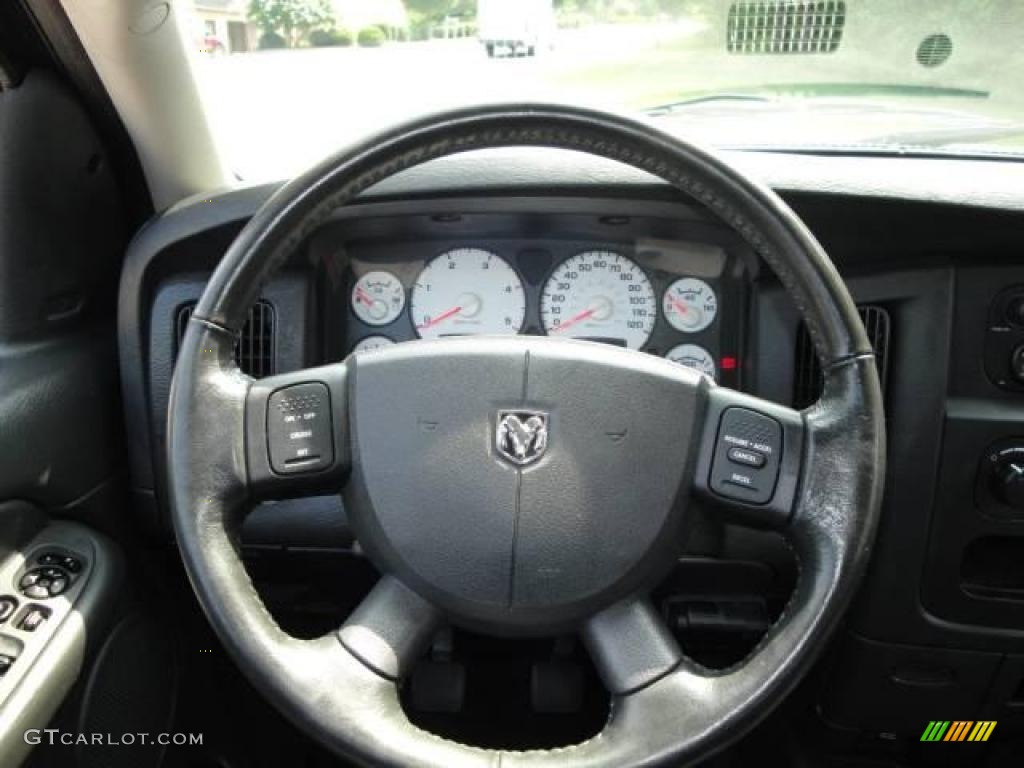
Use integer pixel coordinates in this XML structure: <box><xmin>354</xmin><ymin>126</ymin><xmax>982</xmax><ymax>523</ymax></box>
<box><xmin>663</xmin><ymin>278</ymin><xmax>717</xmax><ymax>333</ymax></box>
<box><xmin>352</xmin><ymin>335</ymin><xmax>396</xmax><ymax>354</ymax></box>
<box><xmin>665</xmin><ymin>343</ymin><xmax>716</xmax><ymax>380</ymax></box>
<box><xmin>351</xmin><ymin>271</ymin><xmax>405</xmax><ymax>326</ymax></box>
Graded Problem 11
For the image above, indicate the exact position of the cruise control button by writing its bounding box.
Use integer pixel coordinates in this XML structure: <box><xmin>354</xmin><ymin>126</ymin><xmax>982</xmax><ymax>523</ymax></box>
<box><xmin>709</xmin><ymin>408</ymin><xmax>783</xmax><ymax>505</ymax></box>
<box><xmin>61</xmin><ymin>557</ymin><xmax>82</xmax><ymax>573</ymax></box>
<box><xmin>48</xmin><ymin>578</ymin><xmax>68</xmax><ymax>597</ymax></box>
<box><xmin>727</xmin><ymin>447</ymin><xmax>766</xmax><ymax>468</ymax></box>
<box><xmin>18</xmin><ymin>572</ymin><xmax>39</xmax><ymax>589</ymax></box>
<box><xmin>37</xmin><ymin>553</ymin><xmax>60</xmax><ymax>566</ymax></box>
<box><xmin>725</xmin><ymin>470</ymin><xmax>756</xmax><ymax>487</ymax></box>
<box><xmin>23</xmin><ymin>585</ymin><xmax>49</xmax><ymax>600</ymax></box>
<box><xmin>267</xmin><ymin>383</ymin><xmax>334</xmax><ymax>475</ymax></box>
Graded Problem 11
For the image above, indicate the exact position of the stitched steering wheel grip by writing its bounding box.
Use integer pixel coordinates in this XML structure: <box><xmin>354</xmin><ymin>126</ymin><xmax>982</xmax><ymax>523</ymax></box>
<box><xmin>167</xmin><ymin>104</ymin><xmax>885</xmax><ymax>767</ymax></box>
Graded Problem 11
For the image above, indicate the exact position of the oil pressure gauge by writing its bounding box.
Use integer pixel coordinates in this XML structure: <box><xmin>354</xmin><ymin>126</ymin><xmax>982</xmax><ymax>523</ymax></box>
<box><xmin>663</xmin><ymin>278</ymin><xmax>717</xmax><ymax>333</ymax></box>
<box><xmin>352</xmin><ymin>335</ymin><xmax>396</xmax><ymax>354</ymax></box>
<box><xmin>351</xmin><ymin>271</ymin><xmax>405</xmax><ymax>326</ymax></box>
<box><xmin>666</xmin><ymin>343</ymin><xmax>716</xmax><ymax>381</ymax></box>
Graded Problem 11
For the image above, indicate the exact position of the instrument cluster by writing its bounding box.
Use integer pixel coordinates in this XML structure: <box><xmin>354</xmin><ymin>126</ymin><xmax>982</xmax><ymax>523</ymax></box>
<box><xmin>337</xmin><ymin>240</ymin><xmax>741</xmax><ymax>384</ymax></box>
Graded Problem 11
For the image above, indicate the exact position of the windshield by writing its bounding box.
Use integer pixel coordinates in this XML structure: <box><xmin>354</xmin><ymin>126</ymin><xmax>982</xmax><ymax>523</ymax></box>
<box><xmin>184</xmin><ymin>0</ymin><xmax>1024</xmax><ymax>182</ymax></box>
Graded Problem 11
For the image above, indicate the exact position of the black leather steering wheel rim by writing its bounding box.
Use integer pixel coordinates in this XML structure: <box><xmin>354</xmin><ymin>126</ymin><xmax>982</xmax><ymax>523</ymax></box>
<box><xmin>167</xmin><ymin>104</ymin><xmax>885</xmax><ymax>767</ymax></box>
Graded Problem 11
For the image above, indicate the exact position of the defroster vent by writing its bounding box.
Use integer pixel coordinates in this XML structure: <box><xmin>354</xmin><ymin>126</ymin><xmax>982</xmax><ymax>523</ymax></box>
<box><xmin>727</xmin><ymin>2</ymin><xmax>846</xmax><ymax>55</ymax></box>
<box><xmin>175</xmin><ymin>300</ymin><xmax>275</xmax><ymax>378</ymax></box>
<box><xmin>793</xmin><ymin>305</ymin><xmax>889</xmax><ymax>409</ymax></box>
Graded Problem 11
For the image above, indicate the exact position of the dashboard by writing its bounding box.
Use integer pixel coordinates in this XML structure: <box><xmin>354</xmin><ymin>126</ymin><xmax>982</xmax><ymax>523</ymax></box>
<box><xmin>311</xmin><ymin>199</ymin><xmax>752</xmax><ymax>389</ymax></box>
<box><xmin>117</xmin><ymin>150</ymin><xmax>1024</xmax><ymax>750</ymax></box>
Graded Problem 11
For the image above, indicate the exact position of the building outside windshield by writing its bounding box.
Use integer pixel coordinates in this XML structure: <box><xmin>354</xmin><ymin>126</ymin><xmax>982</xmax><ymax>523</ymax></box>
<box><xmin>183</xmin><ymin>0</ymin><xmax>1024</xmax><ymax>182</ymax></box>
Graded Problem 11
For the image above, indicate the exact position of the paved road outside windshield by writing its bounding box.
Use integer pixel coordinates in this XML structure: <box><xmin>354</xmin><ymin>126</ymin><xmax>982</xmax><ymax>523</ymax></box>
<box><xmin>196</xmin><ymin>23</ymin><xmax>700</xmax><ymax>180</ymax></box>
<box><xmin>192</xmin><ymin>17</ymin><xmax>1024</xmax><ymax>183</ymax></box>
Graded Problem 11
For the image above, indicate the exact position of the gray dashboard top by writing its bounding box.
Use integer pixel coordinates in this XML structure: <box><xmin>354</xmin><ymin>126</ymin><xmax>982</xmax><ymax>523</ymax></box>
<box><xmin>167</xmin><ymin>146</ymin><xmax>1024</xmax><ymax>223</ymax></box>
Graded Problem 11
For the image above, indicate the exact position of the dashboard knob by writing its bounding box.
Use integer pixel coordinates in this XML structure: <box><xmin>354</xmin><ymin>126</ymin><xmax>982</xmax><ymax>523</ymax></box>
<box><xmin>1006</xmin><ymin>296</ymin><xmax>1024</xmax><ymax>327</ymax></box>
<box><xmin>1011</xmin><ymin>345</ymin><xmax>1024</xmax><ymax>384</ymax></box>
<box><xmin>993</xmin><ymin>455</ymin><xmax>1024</xmax><ymax>510</ymax></box>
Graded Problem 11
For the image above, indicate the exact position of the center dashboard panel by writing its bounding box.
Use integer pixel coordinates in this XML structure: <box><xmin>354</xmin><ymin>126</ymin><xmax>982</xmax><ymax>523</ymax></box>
<box><xmin>311</xmin><ymin>199</ymin><xmax>754</xmax><ymax>387</ymax></box>
<box><xmin>126</xmin><ymin>195</ymin><xmax>756</xmax><ymax>538</ymax></box>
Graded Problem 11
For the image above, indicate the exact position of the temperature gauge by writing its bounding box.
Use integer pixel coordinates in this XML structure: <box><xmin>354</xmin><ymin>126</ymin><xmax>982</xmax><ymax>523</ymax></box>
<box><xmin>666</xmin><ymin>343</ymin><xmax>716</xmax><ymax>380</ymax></box>
<box><xmin>352</xmin><ymin>335</ymin><xmax>396</xmax><ymax>354</ymax></box>
<box><xmin>352</xmin><ymin>271</ymin><xmax>405</xmax><ymax>326</ymax></box>
<box><xmin>663</xmin><ymin>278</ymin><xmax>717</xmax><ymax>333</ymax></box>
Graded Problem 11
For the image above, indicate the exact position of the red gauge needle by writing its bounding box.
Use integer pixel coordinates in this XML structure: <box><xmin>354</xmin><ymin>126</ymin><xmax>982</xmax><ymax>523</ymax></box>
<box><xmin>551</xmin><ymin>307</ymin><xmax>597</xmax><ymax>334</ymax></box>
<box><xmin>417</xmin><ymin>305</ymin><xmax>462</xmax><ymax>330</ymax></box>
<box><xmin>354</xmin><ymin>287</ymin><xmax>375</xmax><ymax>307</ymax></box>
<box><xmin>666</xmin><ymin>294</ymin><xmax>690</xmax><ymax>315</ymax></box>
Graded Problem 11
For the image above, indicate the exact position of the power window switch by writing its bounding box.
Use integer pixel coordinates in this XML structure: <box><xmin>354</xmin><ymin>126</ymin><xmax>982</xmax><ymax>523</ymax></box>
<box><xmin>23</xmin><ymin>585</ymin><xmax>48</xmax><ymax>600</ymax></box>
<box><xmin>18</xmin><ymin>606</ymin><xmax>49</xmax><ymax>632</ymax></box>
<box><xmin>0</xmin><ymin>598</ymin><xmax>17</xmax><ymax>624</ymax></box>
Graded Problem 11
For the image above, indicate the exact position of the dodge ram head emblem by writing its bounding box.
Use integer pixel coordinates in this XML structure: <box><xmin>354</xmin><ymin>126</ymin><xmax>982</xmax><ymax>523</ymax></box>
<box><xmin>496</xmin><ymin>411</ymin><xmax>549</xmax><ymax>466</ymax></box>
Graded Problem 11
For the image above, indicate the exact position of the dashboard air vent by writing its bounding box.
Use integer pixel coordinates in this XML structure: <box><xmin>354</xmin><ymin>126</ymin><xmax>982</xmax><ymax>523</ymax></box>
<box><xmin>175</xmin><ymin>300</ymin><xmax>275</xmax><ymax>378</ymax></box>
<box><xmin>727</xmin><ymin>1</ymin><xmax>846</xmax><ymax>55</ymax></box>
<box><xmin>793</xmin><ymin>305</ymin><xmax>890</xmax><ymax>409</ymax></box>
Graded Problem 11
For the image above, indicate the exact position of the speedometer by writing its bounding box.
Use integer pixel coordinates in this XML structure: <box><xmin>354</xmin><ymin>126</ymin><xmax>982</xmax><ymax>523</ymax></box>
<box><xmin>411</xmin><ymin>248</ymin><xmax>525</xmax><ymax>338</ymax></box>
<box><xmin>540</xmin><ymin>251</ymin><xmax>656</xmax><ymax>349</ymax></box>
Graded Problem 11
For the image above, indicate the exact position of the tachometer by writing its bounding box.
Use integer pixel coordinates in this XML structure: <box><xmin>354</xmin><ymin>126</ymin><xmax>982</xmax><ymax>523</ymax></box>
<box><xmin>351</xmin><ymin>270</ymin><xmax>405</xmax><ymax>326</ymax></box>
<box><xmin>540</xmin><ymin>251</ymin><xmax>655</xmax><ymax>349</ymax></box>
<box><xmin>411</xmin><ymin>248</ymin><xmax>525</xmax><ymax>338</ymax></box>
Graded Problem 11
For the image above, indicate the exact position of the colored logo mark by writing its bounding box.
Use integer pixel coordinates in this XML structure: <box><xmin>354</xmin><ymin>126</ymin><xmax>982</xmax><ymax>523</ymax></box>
<box><xmin>920</xmin><ymin>721</ymin><xmax>997</xmax><ymax>742</ymax></box>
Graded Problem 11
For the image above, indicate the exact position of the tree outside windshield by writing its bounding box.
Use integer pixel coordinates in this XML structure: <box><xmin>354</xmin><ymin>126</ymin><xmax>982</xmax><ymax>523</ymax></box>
<box><xmin>186</xmin><ymin>0</ymin><xmax>1024</xmax><ymax>181</ymax></box>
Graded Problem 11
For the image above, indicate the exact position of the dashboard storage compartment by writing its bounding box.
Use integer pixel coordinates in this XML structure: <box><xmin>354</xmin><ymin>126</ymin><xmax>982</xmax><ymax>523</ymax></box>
<box><xmin>961</xmin><ymin>536</ymin><xmax>1024</xmax><ymax>601</ymax></box>
<box><xmin>821</xmin><ymin>633</ymin><xmax>1001</xmax><ymax>737</ymax></box>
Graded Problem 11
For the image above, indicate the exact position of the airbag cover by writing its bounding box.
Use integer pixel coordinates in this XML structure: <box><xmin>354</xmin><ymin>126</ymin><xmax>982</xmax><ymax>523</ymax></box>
<box><xmin>345</xmin><ymin>337</ymin><xmax>704</xmax><ymax>632</ymax></box>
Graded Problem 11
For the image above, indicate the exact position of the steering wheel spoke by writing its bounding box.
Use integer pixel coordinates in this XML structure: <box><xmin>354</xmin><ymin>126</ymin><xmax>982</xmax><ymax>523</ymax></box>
<box><xmin>582</xmin><ymin>598</ymin><xmax>682</xmax><ymax>695</ymax></box>
<box><xmin>692</xmin><ymin>384</ymin><xmax>805</xmax><ymax>531</ymax></box>
<box><xmin>338</xmin><ymin>575</ymin><xmax>442</xmax><ymax>681</ymax></box>
<box><xmin>244</xmin><ymin>363</ymin><xmax>351</xmax><ymax>500</ymax></box>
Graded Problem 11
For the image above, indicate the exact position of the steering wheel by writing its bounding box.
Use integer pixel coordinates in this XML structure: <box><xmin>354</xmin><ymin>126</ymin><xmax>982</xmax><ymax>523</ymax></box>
<box><xmin>168</xmin><ymin>104</ymin><xmax>884</xmax><ymax>767</ymax></box>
